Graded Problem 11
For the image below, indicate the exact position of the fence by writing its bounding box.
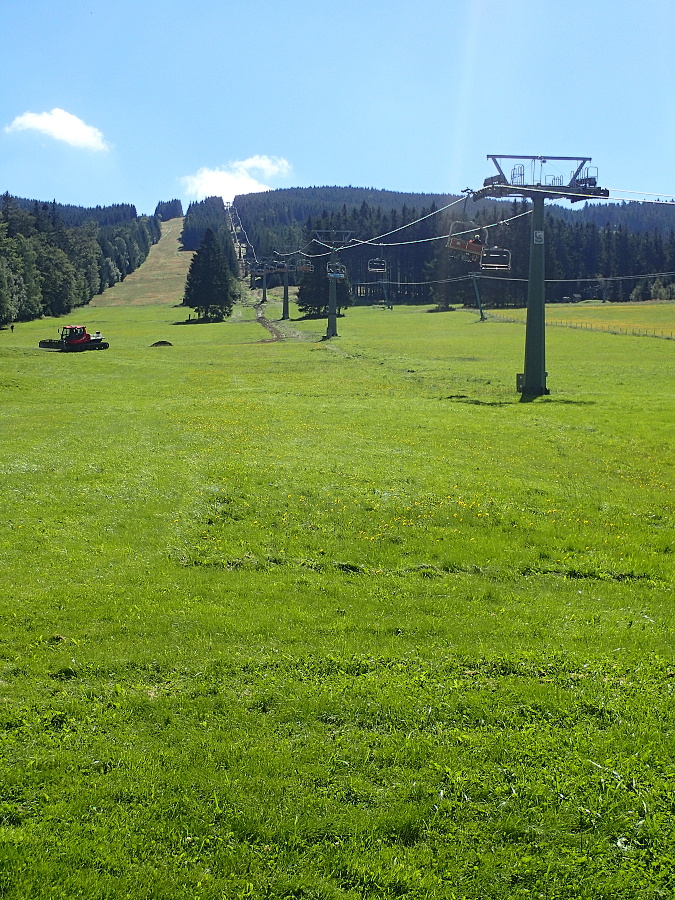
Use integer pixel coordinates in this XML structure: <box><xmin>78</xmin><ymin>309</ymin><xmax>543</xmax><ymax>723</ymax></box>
<box><xmin>487</xmin><ymin>313</ymin><xmax>674</xmax><ymax>340</ymax></box>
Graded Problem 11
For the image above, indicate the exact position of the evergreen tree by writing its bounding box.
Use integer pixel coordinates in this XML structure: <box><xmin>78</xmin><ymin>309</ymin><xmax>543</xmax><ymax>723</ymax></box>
<box><xmin>154</xmin><ymin>199</ymin><xmax>183</xmax><ymax>220</ymax></box>
<box><xmin>14</xmin><ymin>235</ymin><xmax>42</xmax><ymax>319</ymax></box>
<box><xmin>35</xmin><ymin>242</ymin><xmax>78</xmax><ymax>317</ymax></box>
<box><xmin>183</xmin><ymin>228</ymin><xmax>236</xmax><ymax>321</ymax></box>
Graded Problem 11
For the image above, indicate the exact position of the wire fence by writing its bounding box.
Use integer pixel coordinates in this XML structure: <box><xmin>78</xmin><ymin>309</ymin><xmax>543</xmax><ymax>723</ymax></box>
<box><xmin>487</xmin><ymin>313</ymin><xmax>675</xmax><ymax>340</ymax></box>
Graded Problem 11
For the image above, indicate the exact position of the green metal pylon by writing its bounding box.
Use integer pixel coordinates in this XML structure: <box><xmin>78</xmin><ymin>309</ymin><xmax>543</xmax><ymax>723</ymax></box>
<box><xmin>326</xmin><ymin>248</ymin><xmax>338</xmax><ymax>338</ymax></box>
<box><xmin>522</xmin><ymin>195</ymin><xmax>549</xmax><ymax>396</ymax></box>
<box><xmin>282</xmin><ymin>266</ymin><xmax>289</xmax><ymax>320</ymax></box>
<box><xmin>471</xmin><ymin>273</ymin><xmax>486</xmax><ymax>321</ymax></box>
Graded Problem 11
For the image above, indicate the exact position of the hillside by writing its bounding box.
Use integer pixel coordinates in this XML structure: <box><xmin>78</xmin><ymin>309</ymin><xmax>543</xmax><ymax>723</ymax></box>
<box><xmin>234</xmin><ymin>185</ymin><xmax>675</xmax><ymax>236</ymax></box>
<box><xmin>90</xmin><ymin>217</ymin><xmax>192</xmax><ymax>307</ymax></box>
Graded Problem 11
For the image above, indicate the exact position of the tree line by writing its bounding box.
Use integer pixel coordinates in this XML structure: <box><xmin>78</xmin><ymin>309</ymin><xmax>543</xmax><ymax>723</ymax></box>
<box><xmin>0</xmin><ymin>193</ymin><xmax>161</xmax><ymax>326</ymax></box>
<box><xmin>11</xmin><ymin>196</ymin><xmax>142</xmax><ymax>228</ymax></box>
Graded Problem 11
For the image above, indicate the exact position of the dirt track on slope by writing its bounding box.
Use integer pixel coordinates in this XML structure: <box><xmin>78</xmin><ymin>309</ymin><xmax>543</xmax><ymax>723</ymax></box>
<box><xmin>253</xmin><ymin>296</ymin><xmax>284</xmax><ymax>341</ymax></box>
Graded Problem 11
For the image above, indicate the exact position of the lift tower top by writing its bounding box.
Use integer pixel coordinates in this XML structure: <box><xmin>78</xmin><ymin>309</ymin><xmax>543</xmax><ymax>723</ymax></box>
<box><xmin>474</xmin><ymin>155</ymin><xmax>609</xmax><ymax>203</ymax></box>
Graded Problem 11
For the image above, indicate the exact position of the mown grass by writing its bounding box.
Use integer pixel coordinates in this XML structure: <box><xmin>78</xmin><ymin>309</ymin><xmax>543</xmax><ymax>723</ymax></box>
<box><xmin>90</xmin><ymin>217</ymin><xmax>192</xmax><ymax>307</ymax></box>
<box><xmin>0</xmin><ymin>252</ymin><xmax>674</xmax><ymax>898</ymax></box>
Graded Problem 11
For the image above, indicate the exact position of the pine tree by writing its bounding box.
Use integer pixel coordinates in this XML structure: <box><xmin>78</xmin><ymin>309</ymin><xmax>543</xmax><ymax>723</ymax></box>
<box><xmin>183</xmin><ymin>228</ymin><xmax>235</xmax><ymax>321</ymax></box>
<box><xmin>154</xmin><ymin>200</ymin><xmax>183</xmax><ymax>220</ymax></box>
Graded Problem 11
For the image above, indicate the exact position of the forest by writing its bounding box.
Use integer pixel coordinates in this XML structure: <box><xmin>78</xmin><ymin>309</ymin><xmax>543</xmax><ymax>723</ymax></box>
<box><xmin>4</xmin><ymin>183</ymin><xmax>675</xmax><ymax>328</ymax></box>
<box><xmin>0</xmin><ymin>193</ymin><xmax>162</xmax><ymax>326</ymax></box>
<box><xmin>233</xmin><ymin>186</ymin><xmax>675</xmax><ymax>309</ymax></box>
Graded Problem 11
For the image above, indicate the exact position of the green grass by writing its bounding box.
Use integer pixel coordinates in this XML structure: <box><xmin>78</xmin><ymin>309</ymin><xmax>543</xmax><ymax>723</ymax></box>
<box><xmin>496</xmin><ymin>298</ymin><xmax>675</xmax><ymax>339</ymax></box>
<box><xmin>0</xmin><ymin>248</ymin><xmax>674</xmax><ymax>898</ymax></box>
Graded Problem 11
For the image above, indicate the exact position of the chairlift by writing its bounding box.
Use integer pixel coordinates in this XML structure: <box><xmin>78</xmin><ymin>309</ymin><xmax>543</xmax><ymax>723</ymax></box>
<box><xmin>327</xmin><ymin>262</ymin><xmax>347</xmax><ymax>280</ymax></box>
<box><xmin>296</xmin><ymin>258</ymin><xmax>314</xmax><ymax>273</ymax></box>
<box><xmin>447</xmin><ymin>222</ymin><xmax>487</xmax><ymax>261</ymax></box>
<box><xmin>480</xmin><ymin>247</ymin><xmax>511</xmax><ymax>272</ymax></box>
<box><xmin>367</xmin><ymin>258</ymin><xmax>387</xmax><ymax>274</ymax></box>
<box><xmin>275</xmin><ymin>260</ymin><xmax>287</xmax><ymax>274</ymax></box>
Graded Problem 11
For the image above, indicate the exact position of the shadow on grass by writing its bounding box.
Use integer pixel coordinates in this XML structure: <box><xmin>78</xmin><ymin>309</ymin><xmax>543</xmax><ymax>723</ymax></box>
<box><xmin>444</xmin><ymin>394</ymin><xmax>596</xmax><ymax>407</ymax></box>
<box><xmin>443</xmin><ymin>394</ymin><xmax>514</xmax><ymax>407</ymax></box>
<box><xmin>171</xmin><ymin>318</ymin><xmax>225</xmax><ymax>326</ymax></box>
<box><xmin>535</xmin><ymin>397</ymin><xmax>596</xmax><ymax>405</ymax></box>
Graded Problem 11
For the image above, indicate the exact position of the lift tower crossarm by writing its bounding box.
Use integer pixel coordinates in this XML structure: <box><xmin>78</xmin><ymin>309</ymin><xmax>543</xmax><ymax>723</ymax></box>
<box><xmin>475</xmin><ymin>155</ymin><xmax>609</xmax><ymax>203</ymax></box>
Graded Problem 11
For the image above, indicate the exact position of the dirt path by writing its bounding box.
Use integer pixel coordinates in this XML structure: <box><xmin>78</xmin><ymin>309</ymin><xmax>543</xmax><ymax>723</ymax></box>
<box><xmin>253</xmin><ymin>296</ymin><xmax>285</xmax><ymax>341</ymax></box>
<box><xmin>242</xmin><ymin>287</ymin><xmax>321</xmax><ymax>342</ymax></box>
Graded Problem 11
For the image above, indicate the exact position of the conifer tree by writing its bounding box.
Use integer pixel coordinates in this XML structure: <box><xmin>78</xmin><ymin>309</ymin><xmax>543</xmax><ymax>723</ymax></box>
<box><xmin>183</xmin><ymin>228</ymin><xmax>235</xmax><ymax>321</ymax></box>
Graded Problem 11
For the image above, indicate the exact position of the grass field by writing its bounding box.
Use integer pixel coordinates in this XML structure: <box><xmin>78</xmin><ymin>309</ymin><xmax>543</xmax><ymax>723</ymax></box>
<box><xmin>494</xmin><ymin>300</ymin><xmax>675</xmax><ymax>339</ymax></box>
<box><xmin>1</xmin><ymin>229</ymin><xmax>674</xmax><ymax>899</ymax></box>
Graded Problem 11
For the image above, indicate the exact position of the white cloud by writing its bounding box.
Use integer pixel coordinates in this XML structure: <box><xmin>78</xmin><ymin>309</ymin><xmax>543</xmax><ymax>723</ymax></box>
<box><xmin>4</xmin><ymin>108</ymin><xmax>109</xmax><ymax>151</ymax></box>
<box><xmin>181</xmin><ymin>155</ymin><xmax>292</xmax><ymax>203</ymax></box>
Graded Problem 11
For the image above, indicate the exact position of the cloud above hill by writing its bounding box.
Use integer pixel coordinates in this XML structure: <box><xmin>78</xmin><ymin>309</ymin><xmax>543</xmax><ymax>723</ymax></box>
<box><xmin>181</xmin><ymin>156</ymin><xmax>291</xmax><ymax>203</ymax></box>
<box><xmin>4</xmin><ymin>108</ymin><xmax>109</xmax><ymax>151</ymax></box>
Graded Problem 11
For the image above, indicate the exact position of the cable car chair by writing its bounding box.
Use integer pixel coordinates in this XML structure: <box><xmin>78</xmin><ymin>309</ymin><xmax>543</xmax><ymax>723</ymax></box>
<box><xmin>479</xmin><ymin>247</ymin><xmax>511</xmax><ymax>272</ymax></box>
<box><xmin>296</xmin><ymin>258</ymin><xmax>314</xmax><ymax>273</ymax></box>
<box><xmin>447</xmin><ymin>222</ymin><xmax>488</xmax><ymax>261</ymax></box>
<box><xmin>327</xmin><ymin>261</ymin><xmax>347</xmax><ymax>280</ymax></box>
<box><xmin>367</xmin><ymin>258</ymin><xmax>387</xmax><ymax>274</ymax></box>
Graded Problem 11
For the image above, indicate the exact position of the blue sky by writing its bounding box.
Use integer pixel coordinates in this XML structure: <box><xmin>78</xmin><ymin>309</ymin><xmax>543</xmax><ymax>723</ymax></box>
<box><xmin>2</xmin><ymin>0</ymin><xmax>674</xmax><ymax>215</ymax></box>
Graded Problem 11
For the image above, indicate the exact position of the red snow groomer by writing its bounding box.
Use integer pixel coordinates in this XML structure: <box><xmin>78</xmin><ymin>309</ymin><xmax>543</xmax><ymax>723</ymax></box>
<box><xmin>39</xmin><ymin>325</ymin><xmax>109</xmax><ymax>351</ymax></box>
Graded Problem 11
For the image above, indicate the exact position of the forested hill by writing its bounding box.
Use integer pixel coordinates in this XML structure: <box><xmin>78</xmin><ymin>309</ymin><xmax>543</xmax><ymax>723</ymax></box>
<box><xmin>234</xmin><ymin>186</ymin><xmax>461</xmax><ymax>222</ymax></box>
<box><xmin>548</xmin><ymin>199</ymin><xmax>675</xmax><ymax>234</ymax></box>
<box><xmin>232</xmin><ymin>186</ymin><xmax>457</xmax><ymax>267</ymax></box>
<box><xmin>234</xmin><ymin>186</ymin><xmax>675</xmax><ymax>307</ymax></box>
<box><xmin>0</xmin><ymin>192</ymin><xmax>161</xmax><ymax>326</ymax></box>
<box><xmin>235</xmin><ymin>186</ymin><xmax>675</xmax><ymax>240</ymax></box>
